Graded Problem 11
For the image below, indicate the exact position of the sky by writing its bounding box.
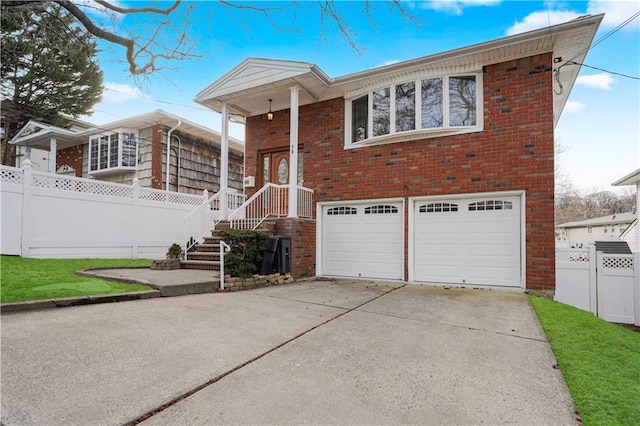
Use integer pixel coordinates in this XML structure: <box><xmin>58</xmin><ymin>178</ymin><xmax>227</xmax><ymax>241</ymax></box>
<box><xmin>84</xmin><ymin>0</ymin><xmax>640</xmax><ymax>194</ymax></box>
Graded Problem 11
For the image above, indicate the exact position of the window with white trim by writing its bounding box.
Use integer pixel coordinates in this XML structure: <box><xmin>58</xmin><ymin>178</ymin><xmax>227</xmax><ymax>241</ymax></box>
<box><xmin>419</xmin><ymin>202</ymin><xmax>459</xmax><ymax>213</ymax></box>
<box><xmin>89</xmin><ymin>130</ymin><xmax>138</xmax><ymax>174</ymax></box>
<box><xmin>364</xmin><ymin>205</ymin><xmax>398</xmax><ymax>214</ymax></box>
<box><xmin>346</xmin><ymin>73</ymin><xmax>481</xmax><ymax>147</ymax></box>
<box><xmin>468</xmin><ymin>200</ymin><xmax>512</xmax><ymax>211</ymax></box>
<box><xmin>327</xmin><ymin>206</ymin><xmax>357</xmax><ymax>215</ymax></box>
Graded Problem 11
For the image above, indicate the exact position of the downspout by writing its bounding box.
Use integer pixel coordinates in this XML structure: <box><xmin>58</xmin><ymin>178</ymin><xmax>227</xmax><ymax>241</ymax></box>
<box><xmin>166</xmin><ymin>120</ymin><xmax>181</xmax><ymax>191</ymax></box>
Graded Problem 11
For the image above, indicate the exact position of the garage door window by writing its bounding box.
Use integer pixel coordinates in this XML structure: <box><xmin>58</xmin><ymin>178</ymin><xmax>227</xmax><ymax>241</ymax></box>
<box><xmin>419</xmin><ymin>202</ymin><xmax>459</xmax><ymax>213</ymax></box>
<box><xmin>365</xmin><ymin>205</ymin><xmax>399</xmax><ymax>214</ymax></box>
<box><xmin>468</xmin><ymin>200</ymin><xmax>512</xmax><ymax>211</ymax></box>
<box><xmin>327</xmin><ymin>206</ymin><xmax>357</xmax><ymax>215</ymax></box>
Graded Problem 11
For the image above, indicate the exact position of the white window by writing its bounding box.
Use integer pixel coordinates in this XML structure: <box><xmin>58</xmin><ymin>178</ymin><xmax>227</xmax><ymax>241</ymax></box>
<box><xmin>345</xmin><ymin>72</ymin><xmax>482</xmax><ymax>148</ymax></box>
<box><xmin>89</xmin><ymin>130</ymin><xmax>138</xmax><ymax>174</ymax></box>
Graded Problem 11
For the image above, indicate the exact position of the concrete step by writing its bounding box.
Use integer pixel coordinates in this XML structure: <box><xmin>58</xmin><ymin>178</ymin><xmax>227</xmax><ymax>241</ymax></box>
<box><xmin>192</xmin><ymin>243</ymin><xmax>221</xmax><ymax>253</ymax></box>
<box><xmin>181</xmin><ymin>260</ymin><xmax>220</xmax><ymax>271</ymax></box>
<box><xmin>187</xmin><ymin>251</ymin><xmax>221</xmax><ymax>261</ymax></box>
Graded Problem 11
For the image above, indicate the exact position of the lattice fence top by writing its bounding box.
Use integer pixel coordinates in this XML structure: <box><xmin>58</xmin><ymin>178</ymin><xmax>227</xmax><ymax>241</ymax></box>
<box><xmin>556</xmin><ymin>249</ymin><xmax>590</xmax><ymax>263</ymax></box>
<box><xmin>0</xmin><ymin>166</ymin><xmax>24</xmax><ymax>184</ymax></box>
<box><xmin>31</xmin><ymin>173</ymin><xmax>134</xmax><ymax>198</ymax></box>
<box><xmin>139</xmin><ymin>188</ymin><xmax>203</xmax><ymax>205</ymax></box>
<box><xmin>602</xmin><ymin>255</ymin><xmax>634</xmax><ymax>270</ymax></box>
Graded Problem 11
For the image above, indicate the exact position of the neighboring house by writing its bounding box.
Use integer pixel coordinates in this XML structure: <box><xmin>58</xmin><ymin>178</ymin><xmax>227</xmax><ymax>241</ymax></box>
<box><xmin>555</xmin><ymin>212</ymin><xmax>635</xmax><ymax>249</ymax></box>
<box><xmin>10</xmin><ymin>110</ymin><xmax>245</xmax><ymax>195</ymax></box>
<box><xmin>612</xmin><ymin>168</ymin><xmax>640</xmax><ymax>252</ymax></box>
<box><xmin>194</xmin><ymin>15</ymin><xmax>602</xmax><ymax>292</ymax></box>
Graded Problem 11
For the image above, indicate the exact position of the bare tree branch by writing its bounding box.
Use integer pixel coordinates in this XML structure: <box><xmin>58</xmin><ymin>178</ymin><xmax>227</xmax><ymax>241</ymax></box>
<box><xmin>94</xmin><ymin>0</ymin><xmax>180</xmax><ymax>15</ymax></box>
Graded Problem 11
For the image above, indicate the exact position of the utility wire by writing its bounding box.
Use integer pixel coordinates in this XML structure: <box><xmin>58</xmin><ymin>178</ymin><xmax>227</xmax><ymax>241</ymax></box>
<box><xmin>553</xmin><ymin>10</ymin><xmax>640</xmax><ymax>94</ymax></box>
<box><xmin>565</xmin><ymin>61</ymin><xmax>640</xmax><ymax>81</ymax></box>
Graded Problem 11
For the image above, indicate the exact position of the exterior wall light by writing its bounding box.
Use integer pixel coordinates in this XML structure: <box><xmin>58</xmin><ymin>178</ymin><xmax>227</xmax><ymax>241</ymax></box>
<box><xmin>267</xmin><ymin>99</ymin><xmax>274</xmax><ymax>121</ymax></box>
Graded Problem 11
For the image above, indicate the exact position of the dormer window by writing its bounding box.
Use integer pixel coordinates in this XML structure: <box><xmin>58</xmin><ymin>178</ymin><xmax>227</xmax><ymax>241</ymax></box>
<box><xmin>89</xmin><ymin>130</ymin><xmax>138</xmax><ymax>175</ymax></box>
<box><xmin>345</xmin><ymin>73</ymin><xmax>482</xmax><ymax>148</ymax></box>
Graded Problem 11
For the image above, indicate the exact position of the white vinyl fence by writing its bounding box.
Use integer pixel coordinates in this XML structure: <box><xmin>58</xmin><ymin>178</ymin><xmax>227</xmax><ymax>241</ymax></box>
<box><xmin>555</xmin><ymin>247</ymin><xmax>640</xmax><ymax>325</ymax></box>
<box><xmin>1</xmin><ymin>163</ymin><xmax>209</xmax><ymax>259</ymax></box>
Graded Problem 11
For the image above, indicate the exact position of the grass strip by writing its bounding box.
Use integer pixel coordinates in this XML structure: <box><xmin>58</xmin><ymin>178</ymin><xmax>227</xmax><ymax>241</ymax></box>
<box><xmin>1</xmin><ymin>256</ymin><xmax>152</xmax><ymax>303</ymax></box>
<box><xmin>529</xmin><ymin>296</ymin><xmax>640</xmax><ymax>425</ymax></box>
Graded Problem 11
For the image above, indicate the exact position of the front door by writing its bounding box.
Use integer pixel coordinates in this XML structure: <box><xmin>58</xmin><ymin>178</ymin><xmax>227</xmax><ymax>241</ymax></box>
<box><xmin>260</xmin><ymin>149</ymin><xmax>304</xmax><ymax>186</ymax></box>
<box><xmin>267</xmin><ymin>150</ymin><xmax>290</xmax><ymax>185</ymax></box>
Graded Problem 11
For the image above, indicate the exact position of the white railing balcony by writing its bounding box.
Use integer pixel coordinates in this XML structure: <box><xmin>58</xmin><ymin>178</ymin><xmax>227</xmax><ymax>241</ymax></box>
<box><xmin>228</xmin><ymin>183</ymin><xmax>314</xmax><ymax>230</ymax></box>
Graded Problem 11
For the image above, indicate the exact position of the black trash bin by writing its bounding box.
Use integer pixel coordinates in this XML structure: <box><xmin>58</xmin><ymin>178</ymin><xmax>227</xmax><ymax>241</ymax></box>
<box><xmin>260</xmin><ymin>235</ymin><xmax>291</xmax><ymax>275</ymax></box>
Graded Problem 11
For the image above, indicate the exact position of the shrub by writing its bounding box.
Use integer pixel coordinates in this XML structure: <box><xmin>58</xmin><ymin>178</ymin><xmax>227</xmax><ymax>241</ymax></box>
<box><xmin>217</xmin><ymin>229</ymin><xmax>270</xmax><ymax>278</ymax></box>
<box><xmin>166</xmin><ymin>243</ymin><xmax>184</xmax><ymax>260</ymax></box>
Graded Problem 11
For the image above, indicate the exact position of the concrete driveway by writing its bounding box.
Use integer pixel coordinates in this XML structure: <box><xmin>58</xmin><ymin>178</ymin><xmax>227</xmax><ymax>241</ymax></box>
<box><xmin>1</xmin><ymin>279</ymin><xmax>576</xmax><ymax>425</ymax></box>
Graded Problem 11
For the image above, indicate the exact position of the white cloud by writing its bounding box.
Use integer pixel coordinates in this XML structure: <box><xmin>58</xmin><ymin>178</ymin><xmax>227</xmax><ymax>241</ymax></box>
<box><xmin>587</xmin><ymin>0</ymin><xmax>640</xmax><ymax>30</ymax></box>
<box><xmin>576</xmin><ymin>73</ymin><xmax>614</xmax><ymax>89</ymax></box>
<box><xmin>506</xmin><ymin>10</ymin><xmax>582</xmax><ymax>35</ymax></box>
<box><xmin>102</xmin><ymin>83</ymin><xmax>143</xmax><ymax>103</ymax></box>
<box><xmin>506</xmin><ymin>1</ymin><xmax>640</xmax><ymax>36</ymax></box>
<box><xmin>564</xmin><ymin>100</ymin><xmax>586</xmax><ymax>113</ymax></box>
<box><xmin>421</xmin><ymin>0</ymin><xmax>501</xmax><ymax>15</ymax></box>
<box><xmin>377</xmin><ymin>60</ymin><xmax>401</xmax><ymax>68</ymax></box>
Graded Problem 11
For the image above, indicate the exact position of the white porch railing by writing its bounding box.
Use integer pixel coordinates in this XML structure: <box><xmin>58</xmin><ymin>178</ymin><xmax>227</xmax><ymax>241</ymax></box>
<box><xmin>182</xmin><ymin>188</ymin><xmax>245</xmax><ymax>256</ymax></box>
<box><xmin>228</xmin><ymin>183</ymin><xmax>314</xmax><ymax>230</ymax></box>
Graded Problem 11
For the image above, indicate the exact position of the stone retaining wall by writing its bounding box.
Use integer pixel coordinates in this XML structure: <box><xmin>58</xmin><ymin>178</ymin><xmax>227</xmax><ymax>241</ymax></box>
<box><xmin>223</xmin><ymin>273</ymin><xmax>295</xmax><ymax>291</ymax></box>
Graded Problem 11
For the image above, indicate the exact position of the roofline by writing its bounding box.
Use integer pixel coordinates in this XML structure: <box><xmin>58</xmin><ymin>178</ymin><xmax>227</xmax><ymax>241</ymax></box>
<box><xmin>11</xmin><ymin>110</ymin><xmax>244</xmax><ymax>152</ymax></box>
<box><xmin>333</xmin><ymin>14</ymin><xmax>604</xmax><ymax>86</ymax></box>
<box><xmin>612</xmin><ymin>168</ymin><xmax>640</xmax><ymax>186</ymax></box>
<box><xmin>556</xmin><ymin>212</ymin><xmax>636</xmax><ymax>228</ymax></box>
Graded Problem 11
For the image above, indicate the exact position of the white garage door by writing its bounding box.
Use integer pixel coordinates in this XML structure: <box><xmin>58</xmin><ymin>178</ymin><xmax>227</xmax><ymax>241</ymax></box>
<box><xmin>413</xmin><ymin>196</ymin><xmax>521</xmax><ymax>287</ymax></box>
<box><xmin>322</xmin><ymin>201</ymin><xmax>403</xmax><ymax>280</ymax></box>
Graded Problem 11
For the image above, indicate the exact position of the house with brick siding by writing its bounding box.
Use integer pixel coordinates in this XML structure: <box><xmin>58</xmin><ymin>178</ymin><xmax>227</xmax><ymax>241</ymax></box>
<box><xmin>196</xmin><ymin>15</ymin><xmax>602</xmax><ymax>292</ymax></box>
<box><xmin>10</xmin><ymin>109</ymin><xmax>244</xmax><ymax>195</ymax></box>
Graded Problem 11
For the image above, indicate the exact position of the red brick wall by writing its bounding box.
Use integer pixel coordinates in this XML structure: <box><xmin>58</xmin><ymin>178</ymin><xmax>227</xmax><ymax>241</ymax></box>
<box><xmin>274</xmin><ymin>218</ymin><xmax>316</xmax><ymax>279</ymax></box>
<box><xmin>56</xmin><ymin>145</ymin><xmax>83</xmax><ymax>177</ymax></box>
<box><xmin>246</xmin><ymin>53</ymin><xmax>555</xmax><ymax>290</ymax></box>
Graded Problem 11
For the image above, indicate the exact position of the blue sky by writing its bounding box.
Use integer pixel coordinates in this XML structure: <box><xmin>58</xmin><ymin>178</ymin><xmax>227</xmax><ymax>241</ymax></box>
<box><xmin>86</xmin><ymin>0</ymin><xmax>640</xmax><ymax>194</ymax></box>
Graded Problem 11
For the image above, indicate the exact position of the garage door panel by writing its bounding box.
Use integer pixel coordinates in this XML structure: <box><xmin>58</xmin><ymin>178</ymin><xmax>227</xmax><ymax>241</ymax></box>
<box><xmin>322</xmin><ymin>202</ymin><xmax>403</xmax><ymax>280</ymax></box>
<box><xmin>324</xmin><ymin>260</ymin><xmax>359</xmax><ymax>276</ymax></box>
<box><xmin>414</xmin><ymin>196</ymin><xmax>521</xmax><ymax>287</ymax></box>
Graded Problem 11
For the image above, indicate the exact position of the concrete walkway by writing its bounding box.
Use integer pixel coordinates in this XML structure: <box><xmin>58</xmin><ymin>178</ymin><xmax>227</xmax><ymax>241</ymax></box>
<box><xmin>0</xmin><ymin>280</ymin><xmax>577</xmax><ymax>425</ymax></box>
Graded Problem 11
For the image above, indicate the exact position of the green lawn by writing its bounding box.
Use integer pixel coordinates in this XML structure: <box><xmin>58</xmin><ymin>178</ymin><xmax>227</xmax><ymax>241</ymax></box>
<box><xmin>0</xmin><ymin>256</ymin><xmax>153</xmax><ymax>303</ymax></box>
<box><xmin>530</xmin><ymin>296</ymin><xmax>640</xmax><ymax>426</ymax></box>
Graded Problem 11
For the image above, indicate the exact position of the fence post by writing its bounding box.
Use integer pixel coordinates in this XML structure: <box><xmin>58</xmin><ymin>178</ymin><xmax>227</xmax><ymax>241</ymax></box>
<box><xmin>589</xmin><ymin>245</ymin><xmax>597</xmax><ymax>315</ymax></box>
<box><xmin>20</xmin><ymin>160</ymin><xmax>33</xmax><ymax>257</ymax></box>
<box><xmin>596</xmin><ymin>250</ymin><xmax>605</xmax><ymax>319</ymax></box>
<box><xmin>131</xmin><ymin>178</ymin><xmax>140</xmax><ymax>259</ymax></box>
<box><xmin>202</xmin><ymin>188</ymin><xmax>209</xmax><ymax>238</ymax></box>
<box><xmin>634</xmin><ymin>252</ymin><xmax>640</xmax><ymax>326</ymax></box>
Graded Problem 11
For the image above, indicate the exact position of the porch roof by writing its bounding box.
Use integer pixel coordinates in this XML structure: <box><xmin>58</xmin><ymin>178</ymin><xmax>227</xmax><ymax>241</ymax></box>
<box><xmin>195</xmin><ymin>14</ymin><xmax>603</xmax><ymax>127</ymax></box>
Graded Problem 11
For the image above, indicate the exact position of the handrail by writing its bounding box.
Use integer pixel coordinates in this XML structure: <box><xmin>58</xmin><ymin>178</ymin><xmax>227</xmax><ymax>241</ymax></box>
<box><xmin>228</xmin><ymin>183</ymin><xmax>289</xmax><ymax>230</ymax></box>
<box><xmin>182</xmin><ymin>188</ymin><xmax>245</xmax><ymax>258</ymax></box>
<box><xmin>227</xmin><ymin>183</ymin><xmax>314</xmax><ymax>230</ymax></box>
<box><xmin>219</xmin><ymin>240</ymin><xmax>231</xmax><ymax>290</ymax></box>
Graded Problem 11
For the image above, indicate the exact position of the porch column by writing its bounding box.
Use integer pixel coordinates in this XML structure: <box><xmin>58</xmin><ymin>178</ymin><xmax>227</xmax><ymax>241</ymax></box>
<box><xmin>220</xmin><ymin>102</ymin><xmax>229</xmax><ymax>219</ymax></box>
<box><xmin>288</xmin><ymin>85</ymin><xmax>299</xmax><ymax>218</ymax></box>
<box><xmin>48</xmin><ymin>138</ymin><xmax>57</xmax><ymax>173</ymax></box>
